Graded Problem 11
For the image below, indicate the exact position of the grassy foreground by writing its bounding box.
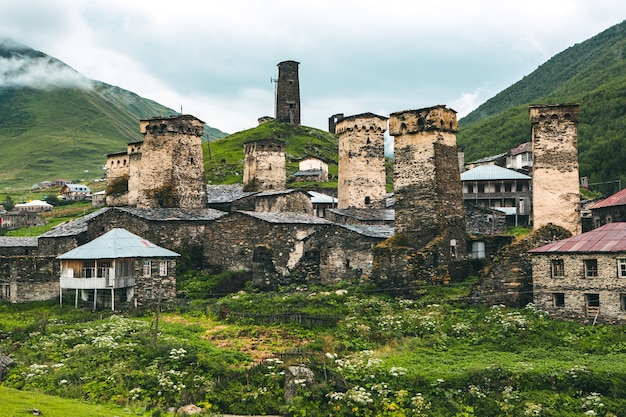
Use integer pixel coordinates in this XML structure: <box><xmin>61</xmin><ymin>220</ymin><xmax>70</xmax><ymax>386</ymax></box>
<box><xmin>0</xmin><ymin>386</ymin><xmax>162</xmax><ymax>417</ymax></box>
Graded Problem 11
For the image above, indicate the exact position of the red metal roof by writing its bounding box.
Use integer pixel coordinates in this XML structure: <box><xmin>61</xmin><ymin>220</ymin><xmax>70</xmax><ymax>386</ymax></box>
<box><xmin>590</xmin><ymin>188</ymin><xmax>626</xmax><ymax>209</ymax></box>
<box><xmin>530</xmin><ymin>223</ymin><xmax>626</xmax><ymax>253</ymax></box>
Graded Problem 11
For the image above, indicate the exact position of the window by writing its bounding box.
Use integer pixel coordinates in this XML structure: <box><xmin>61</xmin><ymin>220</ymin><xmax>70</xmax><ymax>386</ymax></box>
<box><xmin>585</xmin><ymin>293</ymin><xmax>600</xmax><ymax>307</ymax></box>
<box><xmin>551</xmin><ymin>259</ymin><xmax>565</xmax><ymax>278</ymax></box>
<box><xmin>97</xmin><ymin>261</ymin><xmax>111</xmax><ymax>278</ymax></box>
<box><xmin>82</xmin><ymin>261</ymin><xmax>95</xmax><ymax>278</ymax></box>
<box><xmin>143</xmin><ymin>261</ymin><xmax>151</xmax><ymax>277</ymax></box>
<box><xmin>1</xmin><ymin>284</ymin><xmax>10</xmax><ymax>299</ymax></box>
<box><xmin>584</xmin><ymin>259</ymin><xmax>598</xmax><ymax>278</ymax></box>
<box><xmin>618</xmin><ymin>259</ymin><xmax>626</xmax><ymax>278</ymax></box>
<box><xmin>471</xmin><ymin>241</ymin><xmax>485</xmax><ymax>259</ymax></box>
<box><xmin>621</xmin><ymin>294</ymin><xmax>626</xmax><ymax>311</ymax></box>
<box><xmin>159</xmin><ymin>261</ymin><xmax>168</xmax><ymax>277</ymax></box>
<box><xmin>478</xmin><ymin>184</ymin><xmax>485</xmax><ymax>193</ymax></box>
<box><xmin>364</xmin><ymin>196</ymin><xmax>371</xmax><ymax>205</ymax></box>
<box><xmin>552</xmin><ymin>293</ymin><xmax>565</xmax><ymax>308</ymax></box>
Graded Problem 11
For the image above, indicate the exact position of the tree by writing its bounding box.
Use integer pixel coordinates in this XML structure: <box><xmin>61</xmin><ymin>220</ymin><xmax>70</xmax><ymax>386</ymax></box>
<box><xmin>3</xmin><ymin>196</ymin><xmax>14</xmax><ymax>211</ymax></box>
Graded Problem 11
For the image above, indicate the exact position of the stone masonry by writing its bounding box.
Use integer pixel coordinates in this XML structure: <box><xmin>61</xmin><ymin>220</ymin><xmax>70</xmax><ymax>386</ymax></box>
<box><xmin>337</xmin><ymin>113</ymin><xmax>388</xmax><ymax>209</ymax></box>
<box><xmin>530</xmin><ymin>103</ymin><xmax>581</xmax><ymax>235</ymax></box>
<box><xmin>243</xmin><ymin>139</ymin><xmax>286</xmax><ymax>192</ymax></box>
<box><xmin>136</xmin><ymin>115</ymin><xmax>207</xmax><ymax>209</ymax></box>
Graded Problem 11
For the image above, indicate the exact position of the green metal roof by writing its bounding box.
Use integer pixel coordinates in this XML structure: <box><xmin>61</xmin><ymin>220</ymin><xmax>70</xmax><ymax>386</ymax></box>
<box><xmin>57</xmin><ymin>228</ymin><xmax>179</xmax><ymax>260</ymax></box>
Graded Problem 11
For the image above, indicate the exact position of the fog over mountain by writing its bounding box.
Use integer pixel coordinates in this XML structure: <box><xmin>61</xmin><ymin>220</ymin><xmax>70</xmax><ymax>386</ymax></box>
<box><xmin>0</xmin><ymin>38</ymin><xmax>92</xmax><ymax>90</ymax></box>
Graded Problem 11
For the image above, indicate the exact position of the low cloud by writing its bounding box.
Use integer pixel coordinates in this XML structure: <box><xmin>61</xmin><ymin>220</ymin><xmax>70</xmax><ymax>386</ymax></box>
<box><xmin>0</xmin><ymin>54</ymin><xmax>93</xmax><ymax>90</ymax></box>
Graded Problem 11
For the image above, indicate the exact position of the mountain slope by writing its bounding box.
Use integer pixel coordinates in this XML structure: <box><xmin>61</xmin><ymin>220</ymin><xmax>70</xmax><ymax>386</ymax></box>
<box><xmin>0</xmin><ymin>39</ymin><xmax>227</xmax><ymax>188</ymax></box>
<box><xmin>458</xmin><ymin>20</ymin><xmax>626</xmax><ymax>193</ymax></box>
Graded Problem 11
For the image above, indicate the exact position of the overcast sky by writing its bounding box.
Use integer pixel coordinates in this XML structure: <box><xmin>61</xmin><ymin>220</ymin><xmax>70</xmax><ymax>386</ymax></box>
<box><xmin>0</xmin><ymin>1</ymin><xmax>625</xmax><ymax>134</ymax></box>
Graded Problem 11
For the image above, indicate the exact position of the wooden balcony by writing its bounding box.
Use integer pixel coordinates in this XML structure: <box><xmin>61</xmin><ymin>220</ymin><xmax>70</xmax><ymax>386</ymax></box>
<box><xmin>60</xmin><ymin>275</ymin><xmax>135</xmax><ymax>290</ymax></box>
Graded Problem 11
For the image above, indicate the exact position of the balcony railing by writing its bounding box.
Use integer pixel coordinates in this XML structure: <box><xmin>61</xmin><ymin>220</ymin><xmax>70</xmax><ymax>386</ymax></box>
<box><xmin>60</xmin><ymin>274</ymin><xmax>136</xmax><ymax>290</ymax></box>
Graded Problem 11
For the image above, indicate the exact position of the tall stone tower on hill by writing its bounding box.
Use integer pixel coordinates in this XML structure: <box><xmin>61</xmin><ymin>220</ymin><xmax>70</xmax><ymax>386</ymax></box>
<box><xmin>336</xmin><ymin>113</ymin><xmax>388</xmax><ymax>209</ymax></box>
<box><xmin>136</xmin><ymin>115</ymin><xmax>207</xmax><ymax>209</ymax></box>
<box><xmin>275</xmin><ymin>60</ymin><xmax>301</xmax><ymax>125</ymax></box>
<box><xmin>530</xmin><ymin>103</ymin><xmax>581</xmax><ymax>235</ymax></box>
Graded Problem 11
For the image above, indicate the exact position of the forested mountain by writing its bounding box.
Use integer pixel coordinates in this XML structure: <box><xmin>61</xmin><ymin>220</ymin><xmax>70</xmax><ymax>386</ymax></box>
<box><xmin>458</xmin><ymin>20</ymin><xmax>626</xmax><ymax>195</ymax></box>
<box><xmin>0</xmin><ymin>39</ymin><xmax>227</xmax><ymax>188</ymax></box>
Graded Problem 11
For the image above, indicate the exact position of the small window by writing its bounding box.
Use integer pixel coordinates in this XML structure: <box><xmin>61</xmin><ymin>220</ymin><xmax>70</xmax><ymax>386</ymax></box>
<box><xmin>618</xmin><ymin>259</ymin><xmax>626</xmax><ymax>278</ymax></box>
<box><xmin>495</xmin><ymin>184</ymin><xmax>502</xmax><ymax>193</ymax></box>
<box><xmin>1</xmin><ymin>284</ymin><xmax>10</xmax><ymax>299</ymax></box>
<box><xmin>504</xmin><ymin>183</ymin><xmax>512</xmax><ymax>192</ymax></box>
<box><xmin>606</xmin><ymin>216</ymin><xmax>613</xmax><ymax>224</ymax></box>
<box><xmin>364</xmin><ymin>196</ymin><xmax>371</xmax><ymax>205</ymax></box>
<box><xmin>143</xmin><ymin>261</ymin><xmax>151</xmax><ymax>277</ymax></box>
<box><xmin>552</xmin><ymin>293</ymin><xmax>565</xmax><ymax>308</ymax></box>
<box><xmin>478</xmin><ymin>184</ymin><xmax>485</xmax><ymax>193</ymax></box>
<box><xmin>621</xmin><ymin>294</ymin><xmax>626</xmax><ymax>311</ymax></box>
<box><xmin>551</xmin><ymin>259</ymin><xmax>565</xmax><ymax>278</ymax></box>
<box><xmin>585</xmin><ymin>293</ymin><xmax>600</xmax><ymax>307</ymax></box>
<box><xmin>584</xmin><ymin>259</ymin><xmax>598</xmax><ymax>278</ymax></box>
<box><xmin>159</xmin><ymin>261</ymin><xmax>168</xmax><ymax>277</ymax></box>
<box><xmin>467</xmin><ymin>184</ymin><xmax>474</xmax><ymax>193</ymax></box>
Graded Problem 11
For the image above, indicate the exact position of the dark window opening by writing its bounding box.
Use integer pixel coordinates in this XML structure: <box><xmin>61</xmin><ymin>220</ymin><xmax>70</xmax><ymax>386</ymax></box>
<box><xmin>365</xmin><ymin>196</ymin><xmax>371</xmax><ymax>205</ymax></box>
<box><xmin>584</xmin><ymin>259</ymin><xmax>598</xmax><ymax>278</ymax></box>
<box><xmin>552</xmin><ymin>293</ymin><xmax>565</xmax><ymax>308</ymax></box>
<box><xmin>551</xmin><ymin>259</ymin><xmax>565</xmax><ymax>277</ymax></box>
<box><xmin>585</xmin><ymin>293</ymin><xmax>600</xmax><ymax>307</ymax></box>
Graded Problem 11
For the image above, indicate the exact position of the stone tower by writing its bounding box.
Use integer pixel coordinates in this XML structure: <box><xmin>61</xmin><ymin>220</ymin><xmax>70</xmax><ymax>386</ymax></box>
<box><xmin>336</xmin><ymin>113</ymin><xmax>388</xmax><ymax>209</ymax></box>
<box><xmin>136</xmin><ymin>115</ymin><xmax>207</xmax><ymax>209</ymax></box>
<box><xmin>530</xmin><ymin>103</ymin><xmax>581</xmax><ymax>235</ymax></box>
<box><xmin>243</xmin><ymin>139</ymin><xmax>286</xmax><ymax>192</ymax></box>
<box><xmin>390</xmin><ymin>105</ymin><xmax>466</xmax><ymax>253</ymax></box>
<box><xmin>275</xmin><ymin>60</ymin><xmax>301</xmax><ymax>125</ymax></box>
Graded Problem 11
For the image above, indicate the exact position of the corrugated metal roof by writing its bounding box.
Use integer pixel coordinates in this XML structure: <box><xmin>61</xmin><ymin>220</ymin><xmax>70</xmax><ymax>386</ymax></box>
<box><xmin>529</xmin><ymin>222</ymin><xmax>626</xmax><ymax>254</ymax></box>
<box><xmin>589</xmin><ymin>188</ymin><xmax>626</xmax><ymax>210</ymax></box>
<box><xmin>308</xmin><ymin>191</ymin><xmax>337</xmax><ymax>204</ymax></box>
<box><xmin>461</xmin><ymin>164</ymin><xmax>532</xmax><ymax>181</ymax></box>
<box><xmin>510</xmin><ymin>142</ymin><xmax>531</xmax><ymax>156</ymax></box>
<box><xmin>57</xmin><ymin>228</ymin><xmax>179</xmax><ymax>260</ymax></box>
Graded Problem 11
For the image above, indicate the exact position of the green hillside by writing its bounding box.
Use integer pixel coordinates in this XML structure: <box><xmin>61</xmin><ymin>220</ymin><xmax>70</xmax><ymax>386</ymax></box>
<box><xmin>204</xmin><ymin>120</ymin><xmax>339</xmax><ymax>186</ymax></box>
<box><xmin>0</xmin><ymin>41</ymin><xmax>227</xmax><ymax>189</ymax></box>
<box><xmin>458</xmin><ymin>20</ymin><xmax>626</xmax><ymax>194</ymax></box>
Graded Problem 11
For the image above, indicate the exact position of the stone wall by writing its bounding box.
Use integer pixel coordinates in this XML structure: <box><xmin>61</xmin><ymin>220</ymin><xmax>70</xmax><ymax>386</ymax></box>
<box><xmin>0</xmin><ymin>255</ymin><xmax>59</xmax><ymax>303</ymax></box>
<box><xmin>337</xmin><ymin>113</ymin><xmax>388</xmax><ymax>209</ymax></box>
<box><xmin>465</xmin><ymin>204</ymin><xmax>507</xmax><ymax>236</ymax></box>
<box><xmin>243</xmin><ymin>139</ymin><xmax>286</xmax><ymax>192</ymax></box>
<box><xmin>136</xmin><ymin>115</ymin><xmax>207</xmax><ymax>209</ymax></box>
<box><xmin>530</xmin><ymin>104</ymin><xmax>581</xmax><ymax>235</ymax></box>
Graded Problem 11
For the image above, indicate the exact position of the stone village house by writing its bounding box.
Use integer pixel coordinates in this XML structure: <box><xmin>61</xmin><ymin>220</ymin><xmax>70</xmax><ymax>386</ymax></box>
<box><xmin>530</xmin><ymin>222</ymin><xmax>626</xmax><ymax>324</ymax></box>
<box><xmin>58</xmin><ymin>228</ymin><xmax>179</xmax><ymax>311</ymax></box>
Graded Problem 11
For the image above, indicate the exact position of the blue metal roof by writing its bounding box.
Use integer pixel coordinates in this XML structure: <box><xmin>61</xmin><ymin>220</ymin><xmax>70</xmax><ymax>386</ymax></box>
<box><xmin>461</xmin><ymin>165</ymin><xmax>531</xmax><ymax>181</ymax></box>
<box><xmin>57</xmin><ymin>228</ymin><xmax>179</xmax><ymax>260</ymax></box>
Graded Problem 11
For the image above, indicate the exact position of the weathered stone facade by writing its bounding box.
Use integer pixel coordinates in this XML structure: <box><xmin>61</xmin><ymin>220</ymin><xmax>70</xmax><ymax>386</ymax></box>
<box><xmin>372</xmin><ymin>106</ymin><xmax>467</xmax><ymax>289</ymax></box>
<box><xmin>275</xmin><ymin>60</ymin><xmax>300</xmax><ymax>125</ymax></box>
<box><xmin>337</xmin><ymin>113</ymin><xmax>388</xmax><ymax>209</ymax></box>
<box><xmin>530</xmin><ymin>104</ymin><xmax>581</xmax><ymax>235</ymax></box>
<box><xmin>530</xmin><ymin>223</ymin><xmax>626</xmax><ymax>323</ymax></box>
<box><xmin>464</xmin><ymin>204</ymin><xmax>507</xmax><ymax>236</ymax></box>
<box><xmin>243</xmin><ymin>139</ymin><xmax>286</xmax><ymax>192</ymax></box>
<box><xmin>136</xmin><ymin>115</ymin><xmax>207</xmax><ymax>209</ymax></box>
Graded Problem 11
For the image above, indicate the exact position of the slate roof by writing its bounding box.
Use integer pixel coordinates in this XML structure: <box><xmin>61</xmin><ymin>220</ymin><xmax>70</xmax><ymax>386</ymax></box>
<box><xmin>327</xmin><ymin>208</ymin><xmax>395</xmax><ymax>222</ymax></box>
<box><xmin>0</xmin><ymin>237</ymin><xmax>38</xmax><ymax>247</ymax></box>
<box><xmin>529</xmin><ymin>223</ymin><xmax>626</xmax><ymax>254</ymax></box>
<box><xmin>589</xmin><ymin>188</ymin><xmax>626</xmax><ymax>210</ymax></box>
<box><xmin>57</xmin><ymin>228</ymin><xmax>179</xmax><ymax>260</ymax></box>
<box><xmin>206</xmin><ymin>184</ymin><xmax>257</xmax><ymax>203</ymax></box>
<box><xmin>238</xmin><ymin>211</ymin><xmax>332</xmax><ymax>225</ymax></box>
<box><xmin>465</xmin><ymin>153</ymin><xmax>507</xmax><ymax>165</ymax></box>
<box><xmin>115</xmin><ymin>207</ymin><xmax>227</xmax><ymax>221</ymax></box>
<box><xmin>40</xmin><ymin>208</ymin><xmax>109</xmax><ymax>238</ymax></box>
<box><xmin>294</xmin><ymin>169</ymin><xmax>323</xmax><ymax>177</ymax></box>
<box><xmin>338</xmin><ymin>224</ymin><xmax>394</xmax><ymax>239</ymax></box>
<box><xmin>461</xmin><ymin>165</ymin><xmax>531</xmax><ymax>181</ymax></box>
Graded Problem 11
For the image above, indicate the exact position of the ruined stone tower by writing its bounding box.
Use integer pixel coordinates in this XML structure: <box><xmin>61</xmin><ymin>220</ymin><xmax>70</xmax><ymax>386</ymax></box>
<box><xmin>530</xmin><ymin>103</ymin><xmax>581</xmax><ymax>235</ymax></box>
<box><xmin>391</xmin><ymin>105</ymin><xmax>465</xmax><ymax>248</ymax></box>
<box><xmin>275</xmin><ymin>60</ymin><xmax>301</xmax><ymax>125</ymax></box>
<box><xmin>336</xmin><ymin>113</ymin><xmax>388</xmax><ymax>209</ymax></box>
<box><xmin>136</xmin><ymin>115</ymin><xmax>207</xmax><ymax>209</ymax></box>
<box><xmin>243</xmin><ymin>139</ymin><xmax>286</xmax><ymax>192</ymax></box>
